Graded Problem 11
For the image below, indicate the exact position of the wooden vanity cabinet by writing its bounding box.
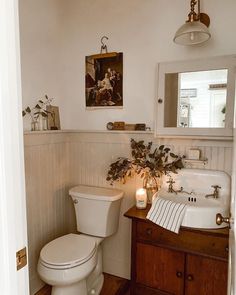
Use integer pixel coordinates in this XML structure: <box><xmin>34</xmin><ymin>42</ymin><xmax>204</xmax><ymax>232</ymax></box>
<box><xmin>125</xmin><ymin>206</ymin><xmax>229</xmax><ymax>295</ymax></box>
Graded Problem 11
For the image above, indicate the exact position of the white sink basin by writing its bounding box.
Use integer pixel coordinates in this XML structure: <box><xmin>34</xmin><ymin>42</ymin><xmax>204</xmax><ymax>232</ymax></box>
<box><xmin>158</xmin><ymin>169</ymin><xmax>230</xmax><ymax>229</ymax></box>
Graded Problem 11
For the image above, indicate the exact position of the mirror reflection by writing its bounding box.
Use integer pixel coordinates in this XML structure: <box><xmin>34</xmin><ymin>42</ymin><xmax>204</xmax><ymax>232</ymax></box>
<box><xmin>164</xmin><ymin>69</ymin><xmax>228</xmax><ymax>128</ymax></box>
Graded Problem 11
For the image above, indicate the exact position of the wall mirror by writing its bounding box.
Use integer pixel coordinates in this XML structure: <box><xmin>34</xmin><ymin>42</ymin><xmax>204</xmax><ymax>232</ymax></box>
<box><xmin>155</xmin><ymin>55</ymin><xmax>236</xmax><ymax>139</ymax></box>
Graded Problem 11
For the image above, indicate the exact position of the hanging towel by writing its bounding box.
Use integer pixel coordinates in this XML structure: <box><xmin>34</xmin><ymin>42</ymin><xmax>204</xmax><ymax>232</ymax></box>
<box><xmin>146</xmin><ymin>197</ymin><xmax>188</xmax><ymax>234</ymax></box>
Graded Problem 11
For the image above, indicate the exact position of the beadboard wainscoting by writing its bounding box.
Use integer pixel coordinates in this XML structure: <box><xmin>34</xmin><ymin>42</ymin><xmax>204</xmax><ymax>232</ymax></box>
<box><xmin>24</xmin><ymin>131</ymin><xmax>233</xmax><ymax>294</ymax></box>
<box><xmin>24</xmin><ymin>132</ymin><xmax>76</xmax><ymax>294</ymax></box>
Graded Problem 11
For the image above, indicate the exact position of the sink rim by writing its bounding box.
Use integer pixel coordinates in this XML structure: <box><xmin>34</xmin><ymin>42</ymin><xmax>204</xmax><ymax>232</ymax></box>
<box><xmin>156</xmin><ymin>194</ymin><xmax>230</xmax><ymax>229</ymax></box>
<box><xmin>158</xmin><ymin>192</ymin><xmax>230</xmax><ymax>207</ymax></box>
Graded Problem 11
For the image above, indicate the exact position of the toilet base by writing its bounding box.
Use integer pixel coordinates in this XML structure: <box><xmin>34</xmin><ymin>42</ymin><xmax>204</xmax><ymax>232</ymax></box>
<box><xmin>51</xmin><ymin>279</ymin><xmax>87</xmax><ymax>295</ymax></box>
<box><xmin>87</xmin><ymin>243</ymin><xmax>104</xmax><ymax>295</ymax></box>
<box><xmin>87</xmin><ymin>273</ymin><xmax>104</xmax><ymax>295</ymax></box>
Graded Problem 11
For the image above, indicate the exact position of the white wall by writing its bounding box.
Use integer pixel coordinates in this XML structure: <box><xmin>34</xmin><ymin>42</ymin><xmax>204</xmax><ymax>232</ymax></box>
<box><xmin>19</xmin><ymin>0</ymin><xmax>65</xmax><ymax>130</ymax></box>
<box><xmin>20</xmin><ymin>0</ymin><xmax>236</xmax><ymax>131</ymax></box>
<box><xmin>59</xmin><ymin>0</ymin><xmax>236</xmax><ymax>130</ymax></box>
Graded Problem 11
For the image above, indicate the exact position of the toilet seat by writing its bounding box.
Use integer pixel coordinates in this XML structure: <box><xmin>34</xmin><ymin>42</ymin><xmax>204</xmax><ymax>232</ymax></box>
<box><xmin>39</xmin><ymin>234</ymin><xmax>96</xmax><ymax>270</ymax></box>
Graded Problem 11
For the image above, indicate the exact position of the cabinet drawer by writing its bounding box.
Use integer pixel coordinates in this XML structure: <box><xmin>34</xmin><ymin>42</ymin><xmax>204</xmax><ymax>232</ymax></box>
<box><xmin>136</xmin><ymin>221</ymin><xmax>228</xmax><ymax>260</ymax></box>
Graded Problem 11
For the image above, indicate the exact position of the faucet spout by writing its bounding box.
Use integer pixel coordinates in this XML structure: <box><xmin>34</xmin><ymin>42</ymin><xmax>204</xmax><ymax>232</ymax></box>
<box><xmin>179</xmin><ymin>187</ymin><xmax>194</xmax><ymax>195</ymax></box>
<box><xmin>205</xmin><ymin>185</ymin><xmax>221</xmax><ymax>199</ymax></box>
<box><xmin>205</xmin><ymin>193</ymin><xmax>215</xmax><ymax>198</ymax></box>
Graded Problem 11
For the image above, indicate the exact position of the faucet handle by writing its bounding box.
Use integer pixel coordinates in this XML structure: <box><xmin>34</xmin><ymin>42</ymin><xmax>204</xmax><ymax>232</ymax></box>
<box><xmin>167</xmin><ymin>177</ymin><xmax>175</xmax><ymax>184</ymax></box>
<box><xmin>212</xmin><ymin>185</ymin><xmax>221</xmax><ymax>190</ymax></box>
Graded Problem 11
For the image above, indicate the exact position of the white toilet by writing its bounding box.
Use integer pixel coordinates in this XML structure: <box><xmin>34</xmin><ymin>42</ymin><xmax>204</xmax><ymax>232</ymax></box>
<box><xmin>37</xmin><ymin>185</ymin><xmax>124</xmax><ymax>295</ymax></box>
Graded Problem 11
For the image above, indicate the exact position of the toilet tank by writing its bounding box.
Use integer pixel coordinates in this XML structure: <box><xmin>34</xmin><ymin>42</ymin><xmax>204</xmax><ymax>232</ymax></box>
<box><xmin>69</xmin><ymin>185</ymin><xmax>124</xmax><ymax>237</ymax></box>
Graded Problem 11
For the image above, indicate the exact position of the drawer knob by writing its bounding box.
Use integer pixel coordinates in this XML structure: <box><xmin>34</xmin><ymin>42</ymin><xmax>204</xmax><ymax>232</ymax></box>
<box><xmin>225</xmin><ymin>246</ymin><xmax>229</xmax><ymax>252</ymax></box>
<box><xmin>176</xmin><ymin>271</ymin><xmax>183</xmax><ymax>278</ymax></box>
<box><xmin>187</xmin><ymin>274</ymin><xmax>194</xmax><ymax>281</ymax></box>
<box><xmin>146</xmin><ymin>228</ymin><xmax>152</xmax><ymax>235</ymax></box>
<box><xmin>158</xmin><ymin>98</ymin><xmax>163</xmax><ymax>104</ymax></box>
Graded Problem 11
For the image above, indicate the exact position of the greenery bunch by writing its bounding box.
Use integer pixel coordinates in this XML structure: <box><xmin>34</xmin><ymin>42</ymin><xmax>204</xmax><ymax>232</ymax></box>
<box><xmin>22</xmin><ymin>94</ymin><xmax>54</xmax><ymax>121</ymax></box>
<box><xmin>107</xmin><ymin>139</ymin><xmax>184</xmax><ymax>184</ymax></box>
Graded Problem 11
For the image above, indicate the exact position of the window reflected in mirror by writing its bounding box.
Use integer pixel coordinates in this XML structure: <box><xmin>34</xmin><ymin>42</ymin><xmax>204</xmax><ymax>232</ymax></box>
<box><xmin>164</xmin><ymin>69</ymin><xmax>228</xmax><ymax>128</ymax></box>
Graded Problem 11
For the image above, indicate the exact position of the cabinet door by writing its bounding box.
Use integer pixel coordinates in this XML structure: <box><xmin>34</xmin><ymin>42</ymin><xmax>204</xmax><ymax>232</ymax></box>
<box><xmin>185</xmin><ymin>254</ymin><xmax>228</xmax><ymax>295</ymax></box>
<box><xmin>136</xmin><ymin>242</ymin><xmax>185</xmax><ymax>295</ymax></box>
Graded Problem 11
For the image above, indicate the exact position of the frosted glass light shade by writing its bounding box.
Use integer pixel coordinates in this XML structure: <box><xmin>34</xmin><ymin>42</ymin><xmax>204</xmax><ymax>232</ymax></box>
<box><xmin>174</xmin><ymin>21</ymin><xmax>211</xmax><ymax>45</ymax></box>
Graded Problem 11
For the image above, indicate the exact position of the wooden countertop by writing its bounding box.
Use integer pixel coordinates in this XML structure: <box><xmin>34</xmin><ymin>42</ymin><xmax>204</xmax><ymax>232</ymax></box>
<box><xmin>124</xmin><ymin>205</ymin><xmax>229</xmax><ymax>238</ymax></box>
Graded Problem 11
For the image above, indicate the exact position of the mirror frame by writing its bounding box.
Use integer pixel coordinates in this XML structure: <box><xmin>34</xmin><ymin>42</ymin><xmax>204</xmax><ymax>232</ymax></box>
<box><xmin>155</xmin><ymin>55</ymin><xmax>236</xmax><ymax>140</ymax></box>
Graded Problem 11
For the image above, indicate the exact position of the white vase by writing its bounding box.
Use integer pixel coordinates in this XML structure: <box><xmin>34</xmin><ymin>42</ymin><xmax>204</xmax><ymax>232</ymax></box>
<box><xmin>31</xmin><ymin>120</ymin><xmax>39</xmax><ymax>131</ymax></box>
<box><xmin>38</xmin><ymin>113</ymin><xmax>47</xmax><ymax>131</ymax></box>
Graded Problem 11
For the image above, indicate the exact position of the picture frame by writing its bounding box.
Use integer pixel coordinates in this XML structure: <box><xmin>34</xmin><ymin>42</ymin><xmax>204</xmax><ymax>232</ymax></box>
<box><xmin>85</xmin><ymin>52</ymin><xmax>123</xmax><ymax>108</ymax></box>
<box><xmin>46</xmin><ymin>105</ymin><xmax>61</xmax><ymax>130</ymax></box>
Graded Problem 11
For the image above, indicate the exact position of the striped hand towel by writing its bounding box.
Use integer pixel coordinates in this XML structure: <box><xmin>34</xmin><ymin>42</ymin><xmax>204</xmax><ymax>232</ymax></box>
<box><xmin>146</xmin><ymin>197</ymin><xmax>188</xmax><ymax>234</ymax></box>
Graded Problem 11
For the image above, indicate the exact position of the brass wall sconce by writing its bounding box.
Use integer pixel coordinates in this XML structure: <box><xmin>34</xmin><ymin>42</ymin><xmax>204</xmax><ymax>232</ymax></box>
<box><xmin>173</xmin><ymin>0</ymin><xmax>211</xmax><ymax>46</ymax></box>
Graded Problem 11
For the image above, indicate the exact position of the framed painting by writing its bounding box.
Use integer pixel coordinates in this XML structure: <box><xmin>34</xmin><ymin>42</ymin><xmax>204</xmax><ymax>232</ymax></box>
<box><xmin>85</xmin><ymin>52</ymin><xmax>123</xmax><ymax>108</ymax></box>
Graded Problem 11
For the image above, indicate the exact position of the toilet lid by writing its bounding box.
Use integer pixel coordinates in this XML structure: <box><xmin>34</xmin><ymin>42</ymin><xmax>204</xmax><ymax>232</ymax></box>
<box><xmin>40</xmin><ymin>234</ymin><xmax>96</xmax><ymax>268</ymax></box>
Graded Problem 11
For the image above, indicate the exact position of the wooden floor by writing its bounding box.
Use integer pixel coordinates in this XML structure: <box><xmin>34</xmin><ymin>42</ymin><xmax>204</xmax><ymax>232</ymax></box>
<box><xmin>101</xmin><ymin>273</ymin><xmax>130</xmax><ymax>295</ymax></box>
<box><xmin>35</xmin><ymin>273</ymin><xmax>130</xmax><ymax>295</ymax></box>
<box><xmin>35</xmin><ymin>285</ymin><xmax>51</xmax><ymax>295</ymax></box>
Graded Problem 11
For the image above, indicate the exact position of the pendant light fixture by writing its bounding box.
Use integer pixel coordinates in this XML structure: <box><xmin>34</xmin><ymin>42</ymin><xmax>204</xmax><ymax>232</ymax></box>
<box><xmin>173</xmin><ymin>0</ymin><xmax>211</xmax><ymax>46</ymax></box>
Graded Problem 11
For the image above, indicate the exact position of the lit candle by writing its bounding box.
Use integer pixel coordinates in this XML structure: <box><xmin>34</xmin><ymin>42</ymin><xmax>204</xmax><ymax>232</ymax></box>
<box><xmin>136</xmin><ymin>188</ymin><xmax>147</xmax><ymax>209</ymax></box>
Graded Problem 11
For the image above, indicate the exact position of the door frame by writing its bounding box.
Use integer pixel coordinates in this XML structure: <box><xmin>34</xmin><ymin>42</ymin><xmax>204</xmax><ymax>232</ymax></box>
<box><xmin>228</xmin><ymin>86</ymin><xmax>236</xmax><ymax>294</ymax></box>
<box><xmin>0</xmin><ymin>0</ymin><xmax>29</xmax><ymax>294</ymax></box>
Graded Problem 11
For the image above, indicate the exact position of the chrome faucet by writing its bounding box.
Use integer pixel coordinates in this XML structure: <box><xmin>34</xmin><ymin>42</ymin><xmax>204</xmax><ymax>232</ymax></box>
<box><xmin>205</xmin><ymin>185</ymin><xmax>221</xmax><ymax>199</ymax></box>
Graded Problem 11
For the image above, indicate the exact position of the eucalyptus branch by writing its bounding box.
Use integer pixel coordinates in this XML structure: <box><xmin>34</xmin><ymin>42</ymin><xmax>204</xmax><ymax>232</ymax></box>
<box><xmin>107</xmin><ymin>139</ymin><xmax>185</xmax><ymax>185</ymax></box>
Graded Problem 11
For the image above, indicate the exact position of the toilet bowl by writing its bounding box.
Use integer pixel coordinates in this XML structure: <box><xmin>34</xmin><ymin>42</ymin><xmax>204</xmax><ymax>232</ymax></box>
<box><xmin>37</xmin><ymin>185</ymin><xmax>123</xmax><ymax>295</ymax></box>
<box><xmin>38</xmin><ymin>234</ymin><xmax>98</xmax><ymax>295</ymax></box>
